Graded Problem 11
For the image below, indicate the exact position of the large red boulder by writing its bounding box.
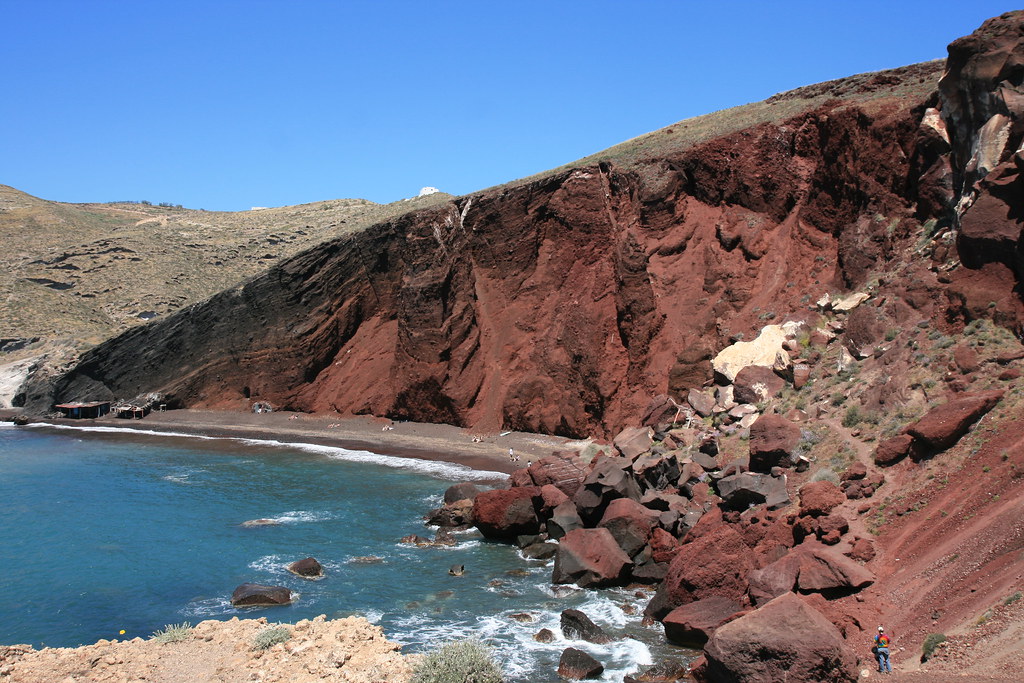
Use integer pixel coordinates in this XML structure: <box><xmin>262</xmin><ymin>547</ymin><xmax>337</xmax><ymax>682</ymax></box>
<box><xmin>748</xmin><ymin>414</ymin><xmax>802</xmax><ymax>473</ymax></box>
<box><xmin>614</xmin><ymin>425</ymin><xmax>655</xmax><ymax>459</ymax></box>
<box><xmin>472</xmin><ymin>486</ymin><xmax>542</xmax><ymax>540</ymax></box>
<box><xmin>795</xmin><ymin>546</ymin><xmax>875</xmax><ymax>594</ymax></box>
<box><xmin>528</xmin><ymin>454</ymin><xmax>589</xmax><ymax>497</ymax></box>
<box><xmin>797</xmin><ymin>481</ymin><xmax>845</xmax><ymax>517</ymax></box>
<box><xmin>646</xmin><ymin>524</ymin><xmax>753</xmax><ymax>620</ymax></box>
<box><xmin>733</xmin><ymin>365</ymin><xmax>785</xmax><ymax>405</ymax></box>
<box><xmin>905</xmin><ymin>390</ymin><xmax>1004</xmax><ymax>451</ymax></box>
<box><xmin>662</xmin><ymin>596</ymin><xmax>743</xmax><ymax>647</ymax></box>
<box><xmin>703</xmin><ymin>593</ymin><xmax>858</xmax><ymax>682</ymax></box>
<box><xmin>552</xmin><ymin>528</ymin><xmax>632</xmax><ymax>588</ymax></box>
<box><xmin>598</xmin><ymin>498</ymin><xmax>658</xmax><ymax>558</ymax></box>
<box><xmin>873</xmin><ymin>433</ymin><xmax>914</xmax><ymax>467</ymax></box>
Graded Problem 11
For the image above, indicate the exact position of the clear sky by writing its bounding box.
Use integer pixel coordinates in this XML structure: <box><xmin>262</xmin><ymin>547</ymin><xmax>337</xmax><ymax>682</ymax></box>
<box><xmin>1</xmin><ymin>1</ymin><xmax>1018</xmax><ymax>211</ymax></box>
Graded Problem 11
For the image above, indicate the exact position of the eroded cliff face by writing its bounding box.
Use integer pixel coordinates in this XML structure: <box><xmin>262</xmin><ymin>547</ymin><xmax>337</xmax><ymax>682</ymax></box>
<box><xmin>33</xmin><ymin>13</ymin><xmax>1024</xmax><ymax>438</ymax></box>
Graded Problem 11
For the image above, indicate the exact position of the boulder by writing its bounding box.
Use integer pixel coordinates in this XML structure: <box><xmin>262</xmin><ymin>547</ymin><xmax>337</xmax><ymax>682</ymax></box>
<box><xmin>546</xmin><ymin>500</ymin><xmax>584</xmax><ymax>540</ymax></box>
<box><xmin>286</xmin><ymin>557</ymin><xmax>323</xmax><ymax>579</ymax></box>
<box><xmin>873</xmin><ymin>433</ymin><xmax>914</xmax><ymax>467</ymax></box>
<box><xmin>527</xmin><ymin>454</ymin><xmax>589</xmax><ymax>497</ymax></box>
<box><xmin>748</xmin><ymin>414</ymin><xmax>802</xmax><ymax>473</ymax></box>
<box><xmin>472</xmin><ymin>486</ymin><xmax>542</xmax><ymax>540</ymax></box>
<box><xmin>649</xmin><ymin>527</ymin><xmax>681</xmax><ymax>564</ymax></box>
<box><xmin>642</xmin><ymin>394</ymin><xmax>682</xmax><ymax>428</ymax></box>
<box><xmin>795</xmin><ymin>545</ymin><xmax>875</xmax><ymax>595</ymax></box>
<box><xmin>906</xmin><ymin>390</ymin><xmax>1004</xmax><ymax>451</ymax></box>
<box><xmin>573</xmin><ymin>456</ymin><xmax>642</xmax><ymax>525</ymax></box>
<box><xmin>560</xmin><ymin>609</ymin><xmax>613</xmax><ymax>644</ymax></box>
<box><xmin>662</xmin><ymin>596</ymin><xmax>743</xmax><ymax>647</ymax></box>
<box><xmin>598</xmin><ymin>498</ymin><xmax>659</xmax><ymax>558</ymax></box>
<box><xmin>733</xmin><ymin>365</ymin><xmax>786</xmax><ymax>405</ymax></box>
<box><xmin>426</xmin><ymin>498</ymin><xmax>475</xmax><ymax>527</ymax></box>
<box><xmin>534</xmin><ymin>628</ymin><xmax>555</xmax><ymax>643</ymax></box>
<box><xmin>792</xmin><ymin>363</ymin><xmax>812</xmax><ymax>389</ymax></box>
<box><xmin>552</xmin><ymin>528</ymin><xmax>632</xmax><ymax>588</ymax></box>
<box><xmin>846</xmin><ymin>537</ymin><xmax>876</xmax><ymax>562</ymax></box>
<box><xmin>558</xmin><ymin>647</ymin><xmax>604</xmax><ymax>680</ymax></box>
<box><xmin>690</xmin><ymin>451</ymin><xmax>720</xmax><ymax>471</ymax></box>
<box><xmin>522</xmin><ymin>542</ymin><xmax>558</xmax><ymax>560</ymax></box>
<box><xmin>623</xmin><ymin>661</ymin><xmax>691</xmax><ymax>683</ymax></box>
<box><xmin>798</xmin><ymin>481</ymin><xmax>845</xmax><ymax>517</ymax></box>
<box><xmin>747</xmin><ymin>552</ymin><xmax>803</xmax><ymax>605</ymax></box>
<box><xmin>703</xmin><ymin>593</ymin><xmax>858</xmax><ymax>682</ymax></box>
<box><xmin>631</xmin><ymin>452</ymin><xmax>682</xmax><ymax>491</ymax></box>
<box><xmin>687</xmin><ymin>388</ymin><xmax>715</xmax><ymax>417</ymax></box>
<box><xmin>954</xmin><ymin>344</ymin><xmax>981</xmax><ymax>374</ymax></box>
<box><xmin>712</xmin><ymin>324</ymin><xmax>791</xmax><ymax>382</ymax></box>
<box><xmin>539</xmin><ymin>483</ymin><xmax>570</xmax><ymax>513</ymax></box>
<box><xmin>646</xmin><ymin>524</ymin><xmax>753</xmax><ymax>620</ymax></box>
<box><xmin>443</xmin><ymin>482</ymin><xmax>481</xmax><ymax>504</ymax></box>
<box><xmin>230</xmin><ymin>583</ymin><xmax>292</xmax><ymax>607</ymax></box>
<box><xmin>840</xmin><ymin>461</ymin><xmax>867</xmax><ymax>481</ymax></box>
<box><xmin>614</xmin><ymin>426</ymin><xmax>654</xmax><ymax>459</ymax></box>
<box><xmin>717</xmin><ymin>472</ymin><xmax>789</xmax><ymax>510</ymax></box>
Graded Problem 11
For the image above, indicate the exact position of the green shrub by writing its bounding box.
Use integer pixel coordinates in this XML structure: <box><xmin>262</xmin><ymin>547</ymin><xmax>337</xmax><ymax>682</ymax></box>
<box><xmin>921</xmin><ymin>633</ymin><xmax>946</xmax><ymax>661</ymax></box>
<box><xmin>252</xmin><ymin>626</ymin><xmax>292</xmax><ymax>650</ymax></box>
<box><xmin>412</xmin><ymin>639</ymin><xmax>504</xmax><ymax>683</ymax></box>
<box><xmin>885</xmin><ymin>328</ymin><xmax>898</xmax><ymax>341</ymax></box>
<box><xmin>1004</xmin><ymin>591</ymin><xmax>1022</xmax><ymax>606</ymax></box>
<box><xmin>810</xmin><ymin>468</ymin><xmax>840</xmax><ymax>485</ymax></box>
<box><xmin>842</xmin><ymin>405</ymin><xmax>862</xmax><ymax>428</ymax></box>
<box><xmin>151</xmin><ymin>622</ymin><xmax>193</xmax><ymax>643</ymax></box>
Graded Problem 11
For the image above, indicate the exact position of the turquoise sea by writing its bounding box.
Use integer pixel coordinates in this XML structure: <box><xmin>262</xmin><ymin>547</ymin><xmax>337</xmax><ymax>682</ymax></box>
<box><xmin>0</xmin><ymin>423</ymin><xmax>691</xmax><ymax>681</ymax></box>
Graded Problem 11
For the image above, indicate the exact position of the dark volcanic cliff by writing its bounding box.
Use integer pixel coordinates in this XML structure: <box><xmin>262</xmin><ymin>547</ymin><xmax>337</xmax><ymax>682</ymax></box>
<box><xmin>32</xmin><ymin>12</ymin><xmax>1024</xmax><ymax>438</ymax></box>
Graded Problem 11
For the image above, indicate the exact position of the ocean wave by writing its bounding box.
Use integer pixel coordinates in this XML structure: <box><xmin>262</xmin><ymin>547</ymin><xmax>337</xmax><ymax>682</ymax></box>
<box><xmin>27</xmin><ymin>423</ymin><xmax>506</xmax><ymax>480</ymax></box>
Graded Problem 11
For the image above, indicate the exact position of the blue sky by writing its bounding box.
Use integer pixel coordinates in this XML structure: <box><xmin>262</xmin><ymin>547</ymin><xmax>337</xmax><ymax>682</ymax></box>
<box><xmin>1</xmin><ymin>1</ymin><xmax>1018</xmax><ymax>211</ymax></box>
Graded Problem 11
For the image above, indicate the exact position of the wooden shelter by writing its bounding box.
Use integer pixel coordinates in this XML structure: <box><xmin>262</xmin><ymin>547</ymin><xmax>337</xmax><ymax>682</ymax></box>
<box><xmin>54</xmin><ymin>401</ymin><xmax>111</xmax><ymax>419</ymax></box>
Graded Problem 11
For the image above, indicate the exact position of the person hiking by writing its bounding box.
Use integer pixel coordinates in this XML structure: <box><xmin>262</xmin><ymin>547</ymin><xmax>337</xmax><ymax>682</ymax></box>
<box><xmin>873</xmin><ymin>626</ymin><xmax>892</xmax><ymax>674</ymax></box>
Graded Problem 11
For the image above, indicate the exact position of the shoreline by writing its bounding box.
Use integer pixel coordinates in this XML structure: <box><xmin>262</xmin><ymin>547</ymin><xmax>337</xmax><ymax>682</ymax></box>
<box><xmin>8</xmin><ymin>408</ymin><xmax>587</xmax><ymax>477</ymax></box>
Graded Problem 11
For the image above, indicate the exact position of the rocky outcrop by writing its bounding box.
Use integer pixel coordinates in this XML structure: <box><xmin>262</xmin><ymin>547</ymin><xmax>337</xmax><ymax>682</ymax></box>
<box><xmin>472</xmin><ymin>486</ymin><xmax>542</xmax><ymax>539</ymax></box>
<box><xmin>287</xmin><ymin>557</ymin><xmax>324</xmax><ymax>579</ymax></box>
<box><xmin>701</xmin><ymin>593</ymin><xmax>859</xmax><ymax>683</ymax></box>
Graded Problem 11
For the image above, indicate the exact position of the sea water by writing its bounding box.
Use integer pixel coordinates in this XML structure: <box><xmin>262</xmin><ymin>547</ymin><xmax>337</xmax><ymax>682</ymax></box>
<box><xmin>0</xmin><ymin>423</ymin><xmax>695</xmax><ymax>681</ymax></box>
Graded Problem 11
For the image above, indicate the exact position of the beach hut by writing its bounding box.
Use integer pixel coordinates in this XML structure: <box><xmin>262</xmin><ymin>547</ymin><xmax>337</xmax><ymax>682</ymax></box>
<box><xmin>54</xmin><ymin>401</ymin><xmax>111</xmax><ymax>419</ymax></box>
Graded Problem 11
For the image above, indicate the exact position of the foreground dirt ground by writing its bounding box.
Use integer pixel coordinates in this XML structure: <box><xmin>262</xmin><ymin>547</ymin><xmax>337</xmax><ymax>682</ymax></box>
<box><xmin>0</xmin><ymin>616</ymin><xmax>416</xmax><ymax>683</ymax></box>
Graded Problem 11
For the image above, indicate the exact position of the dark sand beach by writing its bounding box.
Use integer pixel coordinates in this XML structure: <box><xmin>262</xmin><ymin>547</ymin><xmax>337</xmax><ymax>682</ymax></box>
<box><xmin>12</xmin><ymin>409</ymin><xmax>589</xmax><ymax>476</ymax></box>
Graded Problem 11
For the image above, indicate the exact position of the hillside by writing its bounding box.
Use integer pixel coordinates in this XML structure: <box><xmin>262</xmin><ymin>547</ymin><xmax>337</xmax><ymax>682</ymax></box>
<box><xmin>0</xmin><ymin>186</ymin><xmax>449</xmax><ymax>405</ymax></box>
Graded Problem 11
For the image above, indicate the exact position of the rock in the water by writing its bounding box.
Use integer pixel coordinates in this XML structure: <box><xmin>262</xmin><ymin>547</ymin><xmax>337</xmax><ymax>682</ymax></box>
<box><xmin>552</xmin><ymin>528</ymin><xmax>632</xmax><ymax>588</ymax></box>
<box><xmin>426</xmin><ymin>499</ymin><xmax>475</xmax><ymax>527</ymax></box>
<box><xmin>623</xmin><ymin>661</ymin><xmax>691</xmax><ymax>683</ymax></box>
<box><xmin>522</xmin><ymin>542</ymin><xmax>558</xmax><ymax>560</ymax></box>
<box><xmin>560</xmin><ymin>608</ymin><xmax>613</xmax><ymax>644</ymax></box>
<box><xmin>558</xmin><ymin>647</ymin><xmax>605</xmax><ymax>680</ymax></box>
<box><xmin>748</xmin><ymin>414</ymin><xmax>801</xmax><ymax>473</ymax></box>
<box><xmin>534</xmin><ymin>628</ymin><xmax>555</xmax><ymax>643</ymax></box>
<box><xmin>230</xmin><ymin>583</ymin><xmax>292</xmax><ymax>607</ymax></box>
<box><xmin>472</xmin><ymin>486</ymin><xmax>542</xmax><ymax>540</ymax></box>
<box><xmin>663</xmin><ymin>596</ymin><xmax>743</xmax><ymax>647</ymax></box>
<box><xmin>287</xmin><ymin>557</ymin><xmax>323</xmax><ymax>579</ymax></box>
<box><xmin>443</xmin><ymin>482</ymin><xmax>481</xmax><ymax>504</ymax></box>
<box><xmin>704</xmin><ymin>592</ymin><xmax>858</xmax><ymax>682</ymax></box>
<box><xmin>448</xmin><ymin>564</ymin><xmax>465</xmax><ymax>576</ymax></box>
<box><xmin>240</xmin><ymin>518</ymin><xmax>281</xmax><ymax>527</ymax></box>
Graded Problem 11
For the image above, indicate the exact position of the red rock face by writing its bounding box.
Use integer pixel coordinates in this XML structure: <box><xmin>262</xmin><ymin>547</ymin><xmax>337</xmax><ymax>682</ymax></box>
<box><xmin>37</xmin><ymin>13</ymin><xmax>1024</xmax><ymax>437</ymax></box>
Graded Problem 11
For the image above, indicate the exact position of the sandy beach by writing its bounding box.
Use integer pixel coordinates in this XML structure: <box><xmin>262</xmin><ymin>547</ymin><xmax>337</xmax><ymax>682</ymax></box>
<box><xmin>10</xmin><ymin>409</ymin><xmax>589</xmax><ymax>477</ymax></box>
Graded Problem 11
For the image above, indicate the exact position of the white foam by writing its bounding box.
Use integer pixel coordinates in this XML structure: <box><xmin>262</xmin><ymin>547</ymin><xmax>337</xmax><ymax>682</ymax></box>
<box><xmin>179</xmin><ymin>596</ymin><xmax>234</xmax><ymax>618</ymax></box>
<box><xmin>266</xmin><ymin>510</ymin><xmax>336</xmax><ymax>524</ymax></box>
<box><xmin>248</xmin><ymin>554</ymin><xmax>289</xmax><ymax>575</ymax></box>
<box><xmin>27</xmin><ymin>423</ymin><xmax>506</xmax><ymax>481</ymax></box>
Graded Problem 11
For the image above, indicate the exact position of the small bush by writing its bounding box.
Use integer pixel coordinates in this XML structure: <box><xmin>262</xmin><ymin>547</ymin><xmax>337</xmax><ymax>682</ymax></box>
<box><xmin>842</xmin><ymin>405</ymin><xmax>862</xmax><ymax>428</ymax></box>
<box><xmin>252</xmin><ymin>626</ymin><xmax>292</xmax><ymax>650</ymax></box>
<box><xmin>885</xmin><ymin>328</ymin><xmax>898</xmax><ymax>341</ymax></box>
<box><xmin>411</xmin><ymin>639</ymin><xmax>504</xmax><ymax>683</ymax></box>
<box><xmin>810</xmin><ymin>468</ymin><xmax>840</xmax><ymax>485</ymax></box>
<box><xmin>1003</xmin><ymin>591</ymin><xmax>1022</xmax><ymax>606</ymax></box>
<box><xmin>151</xmin><ymin>622</ymin><xmax>192</xmax><ymax>643</ymax></box>
<box><xmin>921</xmin><ymin>633</ymin><xmax>946</xmax><ymax>661</ymax></box>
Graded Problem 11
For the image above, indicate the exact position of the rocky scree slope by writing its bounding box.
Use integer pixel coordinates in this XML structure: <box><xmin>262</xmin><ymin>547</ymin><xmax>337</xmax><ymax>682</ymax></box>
<box><xmin>29</xmin><ymin>13</ymin><xmax>1024</xmax><ymax>444</ymax></box>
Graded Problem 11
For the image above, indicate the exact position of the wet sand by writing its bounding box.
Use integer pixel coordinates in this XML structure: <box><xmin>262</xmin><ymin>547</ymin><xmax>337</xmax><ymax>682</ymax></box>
<box><xmin>17</xmin><ymin>409</ymin><xmax>587</xmax><ymax>476</ymax></box>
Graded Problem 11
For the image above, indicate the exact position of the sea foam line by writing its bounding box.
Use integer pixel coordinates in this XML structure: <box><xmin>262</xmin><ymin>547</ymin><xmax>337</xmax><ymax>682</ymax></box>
<box><xmin>27</xmin><ymin>423</ymin><xmax>505</xmax><ymax>481</ymax></box>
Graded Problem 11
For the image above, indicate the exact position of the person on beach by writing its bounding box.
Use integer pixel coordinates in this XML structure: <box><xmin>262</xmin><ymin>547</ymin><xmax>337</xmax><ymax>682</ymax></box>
<box><xmin>873</xmin><ymin>626</ymin><xmax>892</xmax><ymax>674</ymax></box>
